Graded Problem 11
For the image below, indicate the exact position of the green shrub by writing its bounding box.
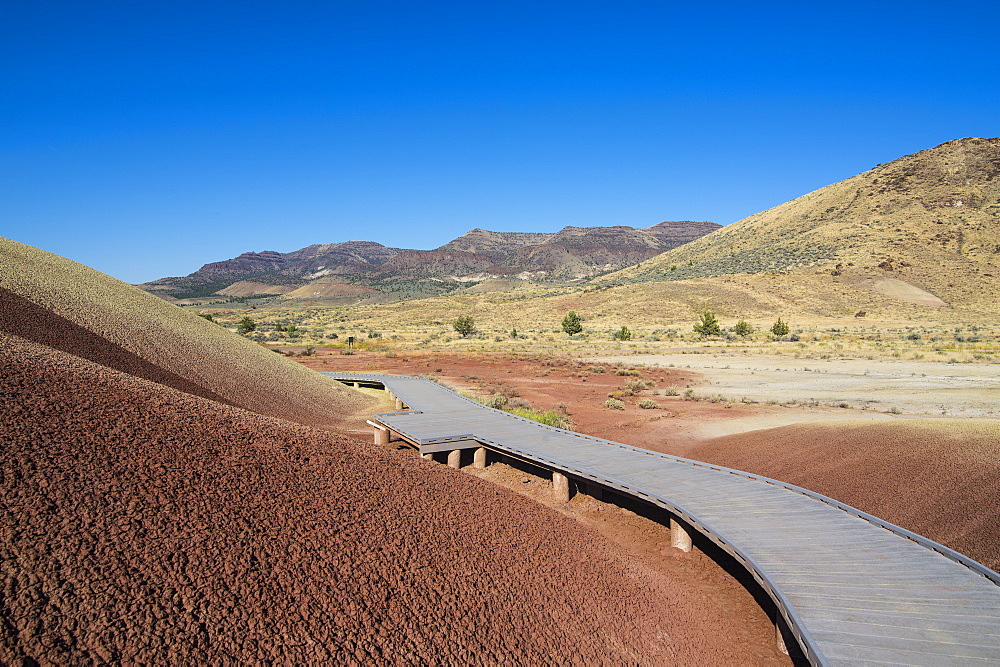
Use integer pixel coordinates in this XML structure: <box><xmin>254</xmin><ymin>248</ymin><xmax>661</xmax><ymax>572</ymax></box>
<box><xmin>694</xmin><ymin>311</ymin><xmax>723</xmax><ymax>337</ymax></box>
<box><xmin>733</xmin><ymin>320</ymin><xmax>753</xmax><ymax>337</ymax></box>
<box><xmin>237</xmin><ymin>316</ymin><xmax>256</xmax><ymax>334</ymax></box>
<box><xmin>508</xmin><ymin>407</ymin><xmax>574</xmax><ymax>430</ymax></box>
<box><xmin>624</xmin><ymin>378</ymin><xmax>651</xmax><ymax>393</ymax></box>
<box><xmin>482</xmin><ymin>393</ymin><xmax>508</xmax><ymax>410</ymax></box>
<box><xmin>562</xmin><ymin>311</ymin><xmax>583</xmax><ymax>335</ymax></box>
<box><xmin>454</xmin><ymin>314</ymin><xmax>476</xmax><ymax>337</ymax></box>
<box><xmin>603</xmin><ymin>398</ymin><xmax>626</xmax><ymax>410</ymax></box>
<box><xmin>770</xmin><ymin>318</ymin><xmax>791</xmax><ymax>337</ymax></box>
<box><xmin>638</xmin><ymin>398</ymin><xmax>659</xmax><ymax>409</ymax></box>
<box><xmin>613</xmin><ymin>325</ymin><xmax>632</xmax><ymax>341</ymax></box>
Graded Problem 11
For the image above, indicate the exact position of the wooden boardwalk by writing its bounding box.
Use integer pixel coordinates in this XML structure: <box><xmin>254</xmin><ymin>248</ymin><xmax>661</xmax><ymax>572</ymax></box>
<box><xmin>328</xmin><ymin>372</ymin><xmax>1000</xmax><ymax>665</ymax></box>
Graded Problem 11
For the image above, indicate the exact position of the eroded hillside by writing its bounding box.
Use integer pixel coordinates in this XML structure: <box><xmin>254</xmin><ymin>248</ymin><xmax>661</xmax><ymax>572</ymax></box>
<box><xmin>606</xmin><ymin>137</ymin><xmax>1000</xmax><ymax>315</ymax></box>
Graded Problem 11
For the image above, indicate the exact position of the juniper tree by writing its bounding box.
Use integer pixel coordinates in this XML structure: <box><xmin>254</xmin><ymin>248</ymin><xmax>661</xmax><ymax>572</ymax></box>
<box><xmin>614</xmin><ymin>325</ymin><xmax>632</xmax><ymax>341</ymax></box>
<box><xmin>453</xmin><ymin>314</ymin><xmax>476</xmax><ymax>337</ymax></box>
<box><xmin>770</xmin><ymin>317</ymin><xmax>790</xmax><ymax>337</ymax></box>
<box><xmin>693</xmin><ymin>311</ymin><xmax>722</xmax><ymax>337</ymax></box>
<box><xmin>561</xmin><ymin>311</ymin><xmax>583</xmax><ymax>336</ymax></box>
<box><xmin>237</xmin><ymin>316</ymin><xmax>256</xmax><ymax>334</ymax></box>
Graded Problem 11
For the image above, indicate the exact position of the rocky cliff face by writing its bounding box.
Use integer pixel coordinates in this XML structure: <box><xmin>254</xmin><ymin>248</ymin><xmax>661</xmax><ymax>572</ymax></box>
<box><xmin>194</xmin><ymin>240</ymin><xmax>400</xmax><ymax>279</ymax></box>
<box><xmin>140</xmin><ymin>221</ymin><xmax>720</xmax><ymax>298</ymax></box>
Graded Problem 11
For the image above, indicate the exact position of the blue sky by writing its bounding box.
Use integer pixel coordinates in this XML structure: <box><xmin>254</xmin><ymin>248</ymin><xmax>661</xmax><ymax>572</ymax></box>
<box><xmin>2</xmin><ymin>1</ymin><xmax>997</xmax><ymax>283</ymax></box>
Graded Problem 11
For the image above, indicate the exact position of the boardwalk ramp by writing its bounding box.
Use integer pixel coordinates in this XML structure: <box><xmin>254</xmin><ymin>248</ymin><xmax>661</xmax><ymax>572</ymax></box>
<box><xmin>328</xmin><ymin>372</ymin><xmax>1000</xmax><ymax>665</ymax></box>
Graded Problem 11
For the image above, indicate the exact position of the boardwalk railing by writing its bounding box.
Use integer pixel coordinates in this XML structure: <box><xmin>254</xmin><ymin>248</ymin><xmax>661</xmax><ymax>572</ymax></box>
<box><xmin>328</xmin><ymin>372</ymin><xmax>1000</xmax><ymax>665</ymax></box>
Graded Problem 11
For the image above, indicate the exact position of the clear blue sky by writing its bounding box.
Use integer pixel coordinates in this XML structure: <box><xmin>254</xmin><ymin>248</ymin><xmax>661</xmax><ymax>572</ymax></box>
<box><xmin>2</xmin><ymin>1</ymin><xmax>997</xmax><ymax>283</ymax></box>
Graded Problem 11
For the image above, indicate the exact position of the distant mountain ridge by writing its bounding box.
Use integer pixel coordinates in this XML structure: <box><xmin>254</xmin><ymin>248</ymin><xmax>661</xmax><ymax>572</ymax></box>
<box><xmin>141</xmin><ymin>221</ymin><xmax>720</xmax><ymax>299</ymax></box>
<box><xmin>195</xmin><ymin>240</ymin><xmax>402</xmax><ymax>279</ymax></box>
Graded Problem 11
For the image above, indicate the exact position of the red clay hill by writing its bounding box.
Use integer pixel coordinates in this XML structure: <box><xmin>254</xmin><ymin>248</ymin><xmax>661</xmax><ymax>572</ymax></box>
<box><xmin>0</xmin><ymin>238</ymin><xmax>784</xmax><ymax>662</ymax></box>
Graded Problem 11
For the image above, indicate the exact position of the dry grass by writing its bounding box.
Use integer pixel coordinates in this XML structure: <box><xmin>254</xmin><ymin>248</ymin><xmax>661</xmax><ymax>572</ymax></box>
<box><xmin>606</xmin><ymin>138</ymin><xmax>1000</xmax><ymax>315</ymax></box>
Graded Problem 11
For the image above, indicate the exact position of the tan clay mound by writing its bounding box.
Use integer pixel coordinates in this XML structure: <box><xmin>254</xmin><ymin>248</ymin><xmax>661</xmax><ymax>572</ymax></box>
<box><xmin>0</xmin><ymin>286</ymin><xmax>231</xmax><ymax>405</ymax></box>
<box><xmin>688</xmin><ymin>419</ymin><xmax>1000</xmax><ymax>571</ymax></box>
<box><xmin>215</xmin><ymin>280</ymin><xmax>297</xmax><ymax>297</ymax></box>
<box><xmin>0</xmin><ymin>237</ymin><xmax>375</xmax><ymax>430</ymax></box>
<box><xmin>283</xmin><ymin>279</ymin><xmax>380</xmax><ymax>299</ymax></box>
<box><xmin>866</xmin><ymin>277</ymin><xmax>949</xmax><ymax>307</ymax></box>
<box><xmin>0</xmin><ymin>332</ymin><xmax>751</xmax><ymax>664</ymax></box>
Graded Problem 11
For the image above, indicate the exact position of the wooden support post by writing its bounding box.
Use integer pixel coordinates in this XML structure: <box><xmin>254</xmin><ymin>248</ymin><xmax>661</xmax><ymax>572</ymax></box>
<box><xmin>353</xmin><ymin>381</ymin><xmax>360</xmax><ymax>388</ymax></box>
<box><xmin>373</xmin><ymin>426</ymin><xmax>388</xmax><ymax>446</ymax></box>
<box><xmin>447</xmin><ymin>449</ymin><xmax>462</xmax><ymax>469</ymax></box>
<box><xmin>553</xmin><ymin>472</ymin><xmax>570</xmax><ymax>502</ymax></box>
<box><xmin>775</xmin><ymin>618</ymin><xmax>789</xmax><ymax>655</ymax></box>
<box><xmin>473</xmin><ymin>447</ymin><xmax>487</xmax><ymax>469</ymax></box>
<box><xmin>671</xmin><ymin>517</ymin><xmax>692</xmax><ymax>552</ymax></box>
<box><xmin>395</xmin><ymin>398</ymin><xmax>404</xmax><ymax>410</ymax></box>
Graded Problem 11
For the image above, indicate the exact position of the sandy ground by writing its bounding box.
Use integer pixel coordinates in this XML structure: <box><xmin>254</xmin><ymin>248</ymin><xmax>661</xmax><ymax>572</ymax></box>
<box><xmin>588</xmin><ymin>352</ymin><xmax>1000</xmax><ymax>418</ymax></box>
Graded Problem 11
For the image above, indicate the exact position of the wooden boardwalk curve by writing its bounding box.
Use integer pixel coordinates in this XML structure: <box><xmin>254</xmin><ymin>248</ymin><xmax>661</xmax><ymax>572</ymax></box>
<box><xmin>327</xmin><ymin>372</ymin><xmax>1000</xmax><ymax>665</ymax></box>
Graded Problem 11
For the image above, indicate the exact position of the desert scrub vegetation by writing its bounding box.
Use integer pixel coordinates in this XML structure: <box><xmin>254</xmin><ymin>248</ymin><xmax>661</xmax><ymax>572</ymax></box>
<box><xmin>621</xmin><ymin>378</ymin><xmax>652</xmax><ymax>396</ymax></box>
<box><xmin>612</xmin><ymin>325</ymin><xmax>632</xmax><ymax>341</ymax></box>
<box><xmin>733</xmin><ymin>319</ymin><xmax>753</xmax><ymax>337</ymax></box>
<box><xmin>474</xmin><ymin>393</ymin><xmax>573</xmax><ymax>429</ymax></box>
<box><xmin>507</xmin><ymin>406</ymin><xmax>574</xmax><ymax>430</ymax></box>
<box><xmin>638</xmin><ymin>398</ymin><xmax>659</xmax><ymax>409</ymax></box>
<box><xmin>603</xmin><ymin>398</ymin><xmax>626</xmax><ymax>410</ymax></box>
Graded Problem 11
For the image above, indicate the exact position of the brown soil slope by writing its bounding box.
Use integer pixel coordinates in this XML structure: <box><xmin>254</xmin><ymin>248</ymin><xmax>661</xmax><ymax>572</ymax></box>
<box><xmin>0</xmin><ymin>237</ymin><xmax>375</xmax><ymax>429</ymax></box>
<box><xmin>0</xmin><ymin>332</ymin><xmax>750</xmax><ymax>664</ymax></box>
<box><xmin>605</xmin><ymin>137</ymin><xmax>1000</xmax><ymax>318</ymax></box>
<box><xmin>688</xmin><ymin>419</ymin><xmax>1000</xmax><ymax>571</ymax></box>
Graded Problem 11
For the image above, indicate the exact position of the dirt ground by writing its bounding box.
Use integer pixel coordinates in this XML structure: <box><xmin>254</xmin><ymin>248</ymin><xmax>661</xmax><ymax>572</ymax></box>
<box><xmin>588</xmin><ymin>351</ymin><xmax>1000</xmax><ymax>418</ymax></box>
<box><xmin>303</xmin><ymin>347</ymin><xmax>1000</xmax><ymax>570</ymax></box>
<box><xmin>2</xmin><ymin>332</ymin><xmax>787</xmax><ymax>664</ymax></box>
<box><xmin>301</xmin><ymin>348</ymin><xmax>897</xmax><ymax>455</ymax></box>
